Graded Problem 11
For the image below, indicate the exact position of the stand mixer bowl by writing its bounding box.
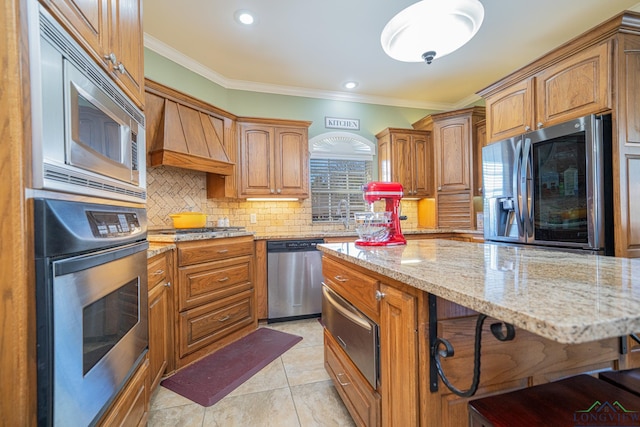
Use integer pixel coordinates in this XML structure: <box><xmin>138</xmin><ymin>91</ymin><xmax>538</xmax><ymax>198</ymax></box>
<box><xmin>354</xmin><ymin>211</ymin><xmax>392</xmax><ymax>242</ymax></box>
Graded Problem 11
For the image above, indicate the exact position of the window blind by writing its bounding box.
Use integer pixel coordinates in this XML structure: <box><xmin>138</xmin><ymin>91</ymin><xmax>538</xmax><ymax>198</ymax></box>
<box><xmin>310</xmin><ymin>159</ymin><xmax>372</xmax><ymax>222</ymax></box>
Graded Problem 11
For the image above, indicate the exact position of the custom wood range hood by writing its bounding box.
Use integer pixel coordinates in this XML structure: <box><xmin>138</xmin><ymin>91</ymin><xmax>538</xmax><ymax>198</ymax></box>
<box><xmin>145</xmin><ymin>79</ymin><xmax>236</xmax><ymax>176</ymax></box>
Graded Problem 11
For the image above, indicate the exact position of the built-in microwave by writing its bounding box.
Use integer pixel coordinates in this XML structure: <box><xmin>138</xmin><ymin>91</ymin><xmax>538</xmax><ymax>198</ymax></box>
<box><xmin>28</xmin><ymin>1</ymin><xmax>146</xmax><ymax>204</ymax></box>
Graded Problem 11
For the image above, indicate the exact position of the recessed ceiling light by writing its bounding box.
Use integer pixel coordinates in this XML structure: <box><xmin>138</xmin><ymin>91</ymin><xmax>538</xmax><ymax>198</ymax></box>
<box><xmin>235</xmin><ymin>10</ymin><xmax>255</xmax><ymax>25</ymax></box>
<box><xmin>344</xmin><ymin>81</ymin><xmax>358</xmax><ymax>89</ymax></box>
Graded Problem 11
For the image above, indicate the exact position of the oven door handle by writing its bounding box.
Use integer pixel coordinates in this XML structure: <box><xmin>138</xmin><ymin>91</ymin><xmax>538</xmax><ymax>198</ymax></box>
<box><xmin>322</xmin><ymin>284</ymin><xmax>373</xmax><ymax>331</ymax></box>
<box><xmin>54</xmin><ymin>241</ymin><xmax>149</xmax><ymax>277</ymax></box>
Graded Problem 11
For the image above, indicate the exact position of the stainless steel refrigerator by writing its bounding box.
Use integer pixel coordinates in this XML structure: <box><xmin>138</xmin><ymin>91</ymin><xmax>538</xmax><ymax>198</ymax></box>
<box><xmin>482</xmin><ymin>114</ymin><xmax>613</xmax><ymax>254</ymax></box>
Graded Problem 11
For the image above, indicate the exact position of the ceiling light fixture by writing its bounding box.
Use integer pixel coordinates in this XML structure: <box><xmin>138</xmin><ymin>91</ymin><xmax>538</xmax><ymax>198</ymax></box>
<box><xmin>234</xmin><ymin>10</ymin><xmax>255</xmax><ymax>25</ymax></box>
<box><xmin>381</xmin><ymin>0</ymin><xmax>484</xmax><ymax>64</ymax></box>
<box><xmin>344</xmin><ymin>81</ymin><xmax>358</xmax><ymax>89</ymax></box>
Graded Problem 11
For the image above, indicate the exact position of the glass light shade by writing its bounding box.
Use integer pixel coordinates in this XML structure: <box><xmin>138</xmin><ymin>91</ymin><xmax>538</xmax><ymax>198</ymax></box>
<box><xmin>381</xmin><ymin>0</ymin><xmax>484</xmax><ymax>63</ymax></box>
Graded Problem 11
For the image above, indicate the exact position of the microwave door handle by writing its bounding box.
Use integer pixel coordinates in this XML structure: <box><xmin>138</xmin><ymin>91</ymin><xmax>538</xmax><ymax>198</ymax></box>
<box><xmin>522</xmin><ymin>138</ymin><xmax>534</xmax><ymax>238</ymax></box>
<box><xmin>512</xmin><ymin>139</ymin><xmax>525</xmax><ymax>238</ymax></box>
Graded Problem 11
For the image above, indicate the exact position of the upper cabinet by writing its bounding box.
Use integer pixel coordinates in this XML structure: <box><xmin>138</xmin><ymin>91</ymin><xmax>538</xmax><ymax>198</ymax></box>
<box><xmin>43</xmin><ymin>0</ymin><xmax>145</xmax><ymax>107</ymax></box>
<box><xmin>376</xmin><ymin>128</ymin><xmax>433</xmax><ymax>198</ymax></box>
<box><xmin>482</xmin><ymin>41</ymin><xmax>611</xmax><ymax>142</ymax></box>
<box><xmin>237</xmin><ymin>118</ymin><xmax>311</xmax><ymax>199</ymax></box>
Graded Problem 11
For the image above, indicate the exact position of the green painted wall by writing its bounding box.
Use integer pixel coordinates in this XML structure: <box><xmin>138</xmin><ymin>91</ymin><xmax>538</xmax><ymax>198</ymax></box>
<box><xmin>144</xmin><ymin>48</ymin><xmax>440</xmax><ymax>142</ymax></box>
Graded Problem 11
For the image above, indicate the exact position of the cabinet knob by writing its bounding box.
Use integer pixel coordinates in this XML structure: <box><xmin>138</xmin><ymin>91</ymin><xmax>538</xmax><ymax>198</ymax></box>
<box><xmin>375</xmin><ymin>290</ymin><xmax>386</xmax><ymax>301</ymax></box>
<box><xmin>164</xmin><ymin>281</ymin><xmax>171</xmax><ymax>288</ymax></box>
<box><xmin>478</xmin><ymin>187</ymin><xmax>483</xmax><ymax>193</ymax></box>
<box><xmin>537</xmin><ymin>122</ymin><xmax>544</xmax><ymax>128</ymax></box>
<box><xmin>276</xmin><ymin>188</ymin><xmax>282</xmax><ymax>194</ymax></box>
<box><xmin>116</xmin><ymin>63</ymin><xmax>126</xmax><ymax>74</ymax></box>
<box><xmin>524</xmin><ymin>125</ymin><xmax>531</xmax><ymax>132</ymax></box>
<box><xmin>270</xmin><ymin>188</ymin><xmax>275</xmax><ymax>194</ymax></box>
<box><xmin>104</xmin><ymin>52</ymin><xmax>117</xmax><ymax>65</ymax></box>
<box><xmin>437</xmin><ymin>186</ymin><xmax>442</xmax><ymax>191</ymax></box>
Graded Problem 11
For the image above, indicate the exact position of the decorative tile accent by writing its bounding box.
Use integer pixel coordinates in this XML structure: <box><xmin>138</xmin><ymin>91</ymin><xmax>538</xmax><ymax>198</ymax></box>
<box><xmin>146</xmin><ymin>165</ymin><xmax>420</xmax><ymax>233</ymax></box>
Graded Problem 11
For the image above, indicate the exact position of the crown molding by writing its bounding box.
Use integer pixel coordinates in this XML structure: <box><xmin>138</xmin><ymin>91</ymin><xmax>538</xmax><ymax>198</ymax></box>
<box><xmin>144</xmin><ymin>33</ymin><xmax>458</xmax><ymax>111</ymax></box>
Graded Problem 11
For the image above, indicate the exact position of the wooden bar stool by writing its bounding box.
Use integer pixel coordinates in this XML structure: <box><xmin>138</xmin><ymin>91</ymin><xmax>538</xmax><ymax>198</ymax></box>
<box><xmin>600</xmin><ymin>368</ymin><xmax>640</xmax><ymax>397</ymax></box>
<box><xmin>468</xmin><ymin>374</ymin><xmax>640</xmax><ymax>427</ymax></box>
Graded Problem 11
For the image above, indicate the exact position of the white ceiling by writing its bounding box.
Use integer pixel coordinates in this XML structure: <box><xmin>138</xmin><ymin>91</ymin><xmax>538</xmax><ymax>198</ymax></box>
<box><xmin>143</xmin><ymin>0</ymin><xmax>640</xmax><ymax>111</ymax></box>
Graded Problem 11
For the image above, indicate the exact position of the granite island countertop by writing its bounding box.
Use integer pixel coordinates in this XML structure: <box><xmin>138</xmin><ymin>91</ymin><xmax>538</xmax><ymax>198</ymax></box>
<box><xmin>318</xmin><ymin>239</ymin><xmax>640</xmax><ymax>345</ymax></box>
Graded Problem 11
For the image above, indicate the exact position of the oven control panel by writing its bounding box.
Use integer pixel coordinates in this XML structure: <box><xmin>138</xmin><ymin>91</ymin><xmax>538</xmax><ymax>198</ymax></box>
<box><xmin>87</xmin><ymin>211</ymin><xmax>142</xmax><ymax>238</ymax></box>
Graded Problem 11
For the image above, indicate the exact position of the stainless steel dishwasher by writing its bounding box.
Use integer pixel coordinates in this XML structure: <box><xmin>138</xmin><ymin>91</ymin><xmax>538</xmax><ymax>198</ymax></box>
<box><xmin>267</xmin><ymin>239</ymin><xmax>324</xmax><ymax>322</ymax></box>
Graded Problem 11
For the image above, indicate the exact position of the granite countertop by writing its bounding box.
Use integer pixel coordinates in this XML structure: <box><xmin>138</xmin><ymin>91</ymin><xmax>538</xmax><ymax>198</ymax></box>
<box><xmin>253</xmin><ymin>228</ymin><xmax>482</xmax><ymax>240</ymax></box>
<box><xmin>147</xmin><ymin>230</ymin><xmax>255</xmax><ymax>243</ymax></box>
<box><xmin>318</xmin><ymin>240</ymin><xmax>640</xmax><ymax>345</ymax></box>
<box><xmin>147</xmin><ymin>242</ymin><xmax>176</xmax><ymax>258</ymax></box>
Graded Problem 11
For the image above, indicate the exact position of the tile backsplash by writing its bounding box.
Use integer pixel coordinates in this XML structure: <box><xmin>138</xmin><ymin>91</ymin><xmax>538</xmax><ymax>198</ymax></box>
<box><xmin>147</xmin><ymin>165</ymin><xmax>420</xmax><ymax>234</ymax></box>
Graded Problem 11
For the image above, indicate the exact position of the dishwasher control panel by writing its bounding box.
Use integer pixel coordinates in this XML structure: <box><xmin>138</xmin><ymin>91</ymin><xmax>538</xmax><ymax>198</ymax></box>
<box><xmin>267</xmin><ymin>239</ymin><xmax>324</xmax><ymax>252</ymax></box>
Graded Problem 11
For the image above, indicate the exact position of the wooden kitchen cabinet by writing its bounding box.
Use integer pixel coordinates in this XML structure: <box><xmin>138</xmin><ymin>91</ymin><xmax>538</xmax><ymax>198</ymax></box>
<box><xmin>237</xmin><ymin>118</ymin><xmax>312</xmax><ymax>198</ymax></box>
<box><xmin>379</xmin><ymin>283</ymin><xmax>418</xmax><ymax>427</ymax></box>
<box><xmin>174</xmin><ymin>236</ymin><xmax>257</xmax><ymax>368</ymax></box>
<box><xmin>376</xmin><ymin>128</ymin><xmax>433</xmax><ymax>198</ymax></box>
<box><xmin>413</xmin><ymin>107</ymin><xmax>485</xmax><ymax>229</ymax></box>
<box><xmin>473</xmin><ymin>119</ymin><xmax>487</xmax><ymax>197</ymax></box>
<box><xmin>44</xmin><ymin>0</ymin><xmax>145</xmax><ymax>107</ymax></box>
<box><xmin>482</xmin><ymin>41</ymin><xmax>610</xmax><ymax>143</ymax></box>
<box><xmin>147</xmin><ymin>249</ymin><xmax>175</xmax><ymax>391</ymax></box>
<box><xmin>324</xmin><ymin>329</ymin><xmax>381</xmax><ymax>427</ymax></box>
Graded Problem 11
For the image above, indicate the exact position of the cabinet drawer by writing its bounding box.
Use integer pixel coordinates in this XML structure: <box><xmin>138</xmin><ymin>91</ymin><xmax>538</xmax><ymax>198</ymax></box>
<box><xmin>324</xmin><ymin>330</ymin><xmax>380</xmax><ymax>427</ymax></box>
<box><xmin>178</xmin><ymin>290</ymin><xmax>254</xmax><ymax>358</ymax></box>
<box><xmin>178</xmin><ymin>256</ymin><xmax>253</xmax><ymax>311</ymax></box>
<box><xmin>147</xmin><ymin>252</ymin><xmax>168</xmax><ymax>291</ymax></box>
<box><xmin>323</xmin><ymin>256</ymin><xmax>379</xmax><ymax>321</ymax></box>
<box><xmin>178</xmin><ymin>236</ymin><xmax>254</xmax><ymax>266</ymax></box>
<box><xmin>98</xmin><ymin>358</ymin><xmax>149</xmax><ymax>427</ymax></box>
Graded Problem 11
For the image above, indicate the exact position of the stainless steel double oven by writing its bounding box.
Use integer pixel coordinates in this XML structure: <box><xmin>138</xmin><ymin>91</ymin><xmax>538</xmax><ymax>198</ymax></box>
<box><xmin>34</xmin><ymin>199</ymin><xmax>148</xmax><ymax>426</ymax></box>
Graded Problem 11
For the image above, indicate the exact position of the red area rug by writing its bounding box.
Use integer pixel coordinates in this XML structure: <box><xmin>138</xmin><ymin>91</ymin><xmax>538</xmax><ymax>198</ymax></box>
<box><xmin>160</xmin><ymin>328</ymin><xmax>302</xmax><ymax>406</ymax></box>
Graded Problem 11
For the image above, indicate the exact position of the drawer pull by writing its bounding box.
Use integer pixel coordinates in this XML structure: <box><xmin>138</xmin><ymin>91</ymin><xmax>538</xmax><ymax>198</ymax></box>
<box><xmin>164</xmin><ymin>281</ymin><xmax>171</xmax><ymax>288</ymax></box>
<box><xmin>218</xmin><ymin>315</ymin><xmax>231</xmax><ymax>322</ymax></box>
<box><xmin>334</xmin><ymin>275</ymin><xmax>348</xmax><ymax>283</ymax></box>
<box><xmin>217</xmin><ymin>249</ymin><xmax>229</xmax><ymax>254</ymax></box>
<box><xmin>336</xmin><ymin>373</ymin><xmax>351</xmax><ymax>386</ymax></box>
<box><xmin>152</xmin><ymin>269</ymin><xmax>165</xmax><ymax>276</ymax></box>
<box><xmin>217</xmin><ymin>276</ymin><xmax>230</xmax><ymax>282</ymax></box>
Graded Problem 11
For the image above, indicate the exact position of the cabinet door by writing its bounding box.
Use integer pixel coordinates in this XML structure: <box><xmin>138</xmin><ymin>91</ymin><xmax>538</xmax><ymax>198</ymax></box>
<box><xmin>413</xmin><ymin>132</ymin><xmax>433</xmax><ymax>197</ymax></box>
<box><xmin>390</xmin><ymin>133</ymin><xmax>414</xmax><ymax>194</ymax></box>
<box><xmin>379</xmin><ymin>284</ymin><xmax>418</xmax><ymax>427</ymax></box>
<box><xmin>484</xmin><ymin>78</ymin><xmax>534</xmax><ymax>142</ymax></box>
<box><xmin>148</xmin><ymin>281</ymin><xmax>170</xmax><ymax>391</ymax></box>
<box><xmin>239</xmin><ymin>125</ymin><xmax>275</xmax><ymax>196</ymax></box>
<box><xmin>535</xmin><ymin>42</ymin><xmax>610</xmax><ymax>128</ymax></box>
<box><xmin>45</xmin><ymin>0</ymin><xmax>108</xmax><ymax>66</ymax></box>
<box><xmin>434</xmin><ymin>117</ymin><xmax>471</xmax><ymax>193</ymax></box>
<box><xmin>274</xmin><ymin>127</ymin><xmax>309</xmax><ymax>197</ymax></box>
<box><xmin>473</xmin><ymin>120</ymin><xmax>487</xmax><ymax>197</ymax></box>
<box><xmin>108</xmin><ymin>0</ymin><xmax>144</xmax><ymax>106</ymax></box>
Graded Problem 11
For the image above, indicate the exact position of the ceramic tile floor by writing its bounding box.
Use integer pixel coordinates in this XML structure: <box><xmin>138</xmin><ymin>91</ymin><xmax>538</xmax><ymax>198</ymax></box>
<box><xmin>148</xmin><ymin>318</ymin><xmax>356</xmax><ymax>427</ymax></box>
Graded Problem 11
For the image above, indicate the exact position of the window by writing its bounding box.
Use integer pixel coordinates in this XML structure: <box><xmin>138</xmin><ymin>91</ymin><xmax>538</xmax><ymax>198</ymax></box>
<box><xmin>308</xmin><ymin>132</ymin><xmax>375</xmax><ymax>223</ymax></box>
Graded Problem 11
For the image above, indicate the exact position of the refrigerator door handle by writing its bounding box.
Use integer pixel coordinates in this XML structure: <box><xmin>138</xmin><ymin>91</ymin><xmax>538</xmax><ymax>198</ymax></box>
<box><xmin>513</xmin><ymin>139</ymin><xmax>525</xmax><ymax>237</ymax></box>
<box><xmin>522</xmin><ymin>138</ymin><xmax>534</xmax><ymax>239</ymax></box>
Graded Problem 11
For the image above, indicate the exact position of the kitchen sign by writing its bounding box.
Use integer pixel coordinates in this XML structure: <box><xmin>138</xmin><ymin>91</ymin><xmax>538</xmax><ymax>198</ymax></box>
<box><xmin>325</xmin><ymin>117</ymin><xmax>360</xmax><ymax>130</ymax></box>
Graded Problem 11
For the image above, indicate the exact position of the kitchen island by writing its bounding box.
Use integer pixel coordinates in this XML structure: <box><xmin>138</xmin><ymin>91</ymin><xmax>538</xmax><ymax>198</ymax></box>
<box><xmin>318</xmin><ymin>239</ymin><xmax>640</xmax><ymax>426</ymax></box>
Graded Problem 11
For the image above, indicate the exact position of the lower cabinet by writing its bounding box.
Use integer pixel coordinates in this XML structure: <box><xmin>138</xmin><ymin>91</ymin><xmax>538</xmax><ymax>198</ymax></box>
<box><xmin>379</xmin><ymin>283</ymin><xmax>418</xmax><ymax>427</ymax></box>
<box><xmin>97</xmin><ymin>358</ymin><xmax>150</xmax><ymax>427</ymax></box>
<box><xmin>324</xmin><ymin>329</ymin><xmax>381</xmax><ymax>427</ymax></box>
<box><xmin>147</xmin><ymin>249</ymin><xmax>175</xmax><ymax>391</ymax></box>
<box><xmin>174</xmin><ymin>236</ymin><xmax>257</xmax><ymax>368</ymax></box>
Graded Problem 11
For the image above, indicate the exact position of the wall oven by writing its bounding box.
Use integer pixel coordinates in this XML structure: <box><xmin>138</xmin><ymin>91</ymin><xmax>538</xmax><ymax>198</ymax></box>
<box><xmin>482</xmin><ymin>114</ymin><xmax>613</xmax><ymax>254</ymax></box>
<box><xmin>27</xmin><ymin>1</ymin><xmax>146</xmax><ymax>204</ymax></box>
<box><xmin>34</xmin><ymin>198</ymin><xmax>148</xmax><ymax>426</ymax></box>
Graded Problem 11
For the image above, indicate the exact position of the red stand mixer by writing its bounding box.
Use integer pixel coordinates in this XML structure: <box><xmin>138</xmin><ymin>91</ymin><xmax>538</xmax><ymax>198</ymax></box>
<box><xmin>355</xmin><ymin>182</ymin><xmax>407</xmax><ymax>246</ymax></box>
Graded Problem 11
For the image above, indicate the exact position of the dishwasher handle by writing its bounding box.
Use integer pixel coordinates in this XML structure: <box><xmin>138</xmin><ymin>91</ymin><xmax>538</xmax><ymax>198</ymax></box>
<box><xmin>322</xmin><ymin>284</ymin><xmax>373</xmax><ymax>331</ymax></box>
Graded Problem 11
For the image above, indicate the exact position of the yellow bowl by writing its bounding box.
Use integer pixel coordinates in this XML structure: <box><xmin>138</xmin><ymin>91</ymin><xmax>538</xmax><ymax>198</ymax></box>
<box><xmin>169</xmin><ymin>212</ymin><xmax>207</xmax><ymax>229</ymax></box>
